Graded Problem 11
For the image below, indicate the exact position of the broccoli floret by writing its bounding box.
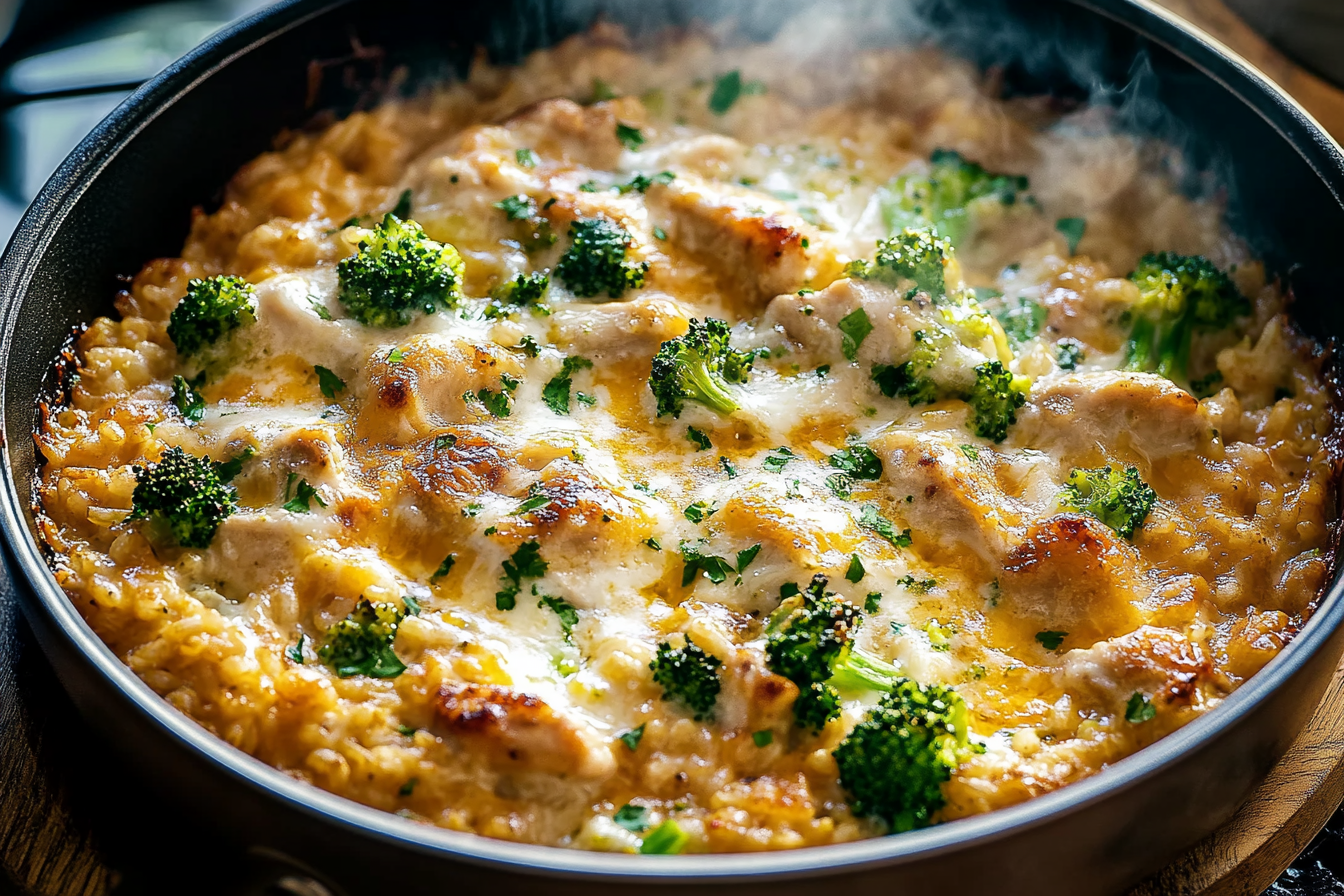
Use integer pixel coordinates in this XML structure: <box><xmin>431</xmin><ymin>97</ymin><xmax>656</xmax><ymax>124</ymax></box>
<box><xmin>648</xmin><ymin>317</ymin><xmax>755</xmax><ymax>418</ymax></box>
<box><xmin>128</xmin><ymin>445</ymin><xmax>237</xmax><ymax>548</ymax></box>
<box><xmin>167</xmin><ymin>275</ymin><xmax>257</xmax><ymax>356</ymax></box>
<box><xmin>966</xmin><ymin>360</ymin><xmax>1030</xmax><ymax>442</ymax></box>
<box><xmin>1060</xmin><ymin>465</ymin><xmax>1157</xmax><ymax>539</ymax></box>
<box><xmin>317</xmin><ymin>598</ymin><xmax>407</xmax><ymax>678</ymax></box>
<box><xmin>650</xmin><ymin>635</ymin><xmax>722</xmax><ymax>720</ymax></box>
<box><xmin>847</xmin><ymin>227</ymin><xmax>954</xmax><ymax>297</ymax></box>
<box><xmin>881</xmin><ymin>148</ymin><xmax>1030</xmax><ymax>246</ymax></box>
<box><xmin>766</xmin><ymin>574</ymin><xmax>902</xmax><ymax>731</ymax></box>
<box><xmin>871</xmin><ymin>328</ymin><xmax>944</xmax><ymax>405</ymax></box>
<box><xmin>337</xmin><ymin>214</ymin><xmax>465</xmax><ymax>327</ymax></box>
<box><xmin>832</xmin><ymin>678</ymin><xmax>975</xmax><ymax>832</ymax></box>
<box><xmin>554</xmin><ymin>218</ymin><xmax>648</xmax><ymax>299</ymax></box>
<box><xmin>1124</xmin><ymin>252</ymin><xmax>1249</xmax><ymax>382</ymax></box>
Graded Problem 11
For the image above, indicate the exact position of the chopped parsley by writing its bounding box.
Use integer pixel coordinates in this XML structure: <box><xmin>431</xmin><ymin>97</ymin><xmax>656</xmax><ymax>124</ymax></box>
<box><xmin>763</xmin><ymin>446</ymin><xmax>797</xmax><ymax>474</ymax></box>
<box><xmin>959</xmin><ymin>444</ymin><xmax>980</xmax><ymax>461</ymax></box>
<box><xmin>837</xmin><ymin>307</ymin><xmax>874</xmax><ymax>361</ymax></box>
<box><xmin>845</xmin><ymin>553</ymin><xmax>865</xmax><ymax>583</ymax></box>
<box><xmin>616</xmin><ymin>122</ymin><xmax>645</xmax><ymax>150</ymax></box>
<box><xmin>1126</xmin><ymin>692</ymin><xmax>1156</xmax><ymax>724</ymax></box>
<box><xmin>897</xmin><ymin>574</ymin><xmax>936</xmax><ymax>594</ymax></box>
<box><xmin>618</xmin><ymin>171</ymin><xmax>675</xmax><ymax>194</ymax></box>
<box><xmin>497</xmin><ymin>540</ymin><xmax>546</xmax><ymax>611</ymax></box>
<box><xmin>708</xmin><ymin>69</ymin><xmax>765</xmax><ymax>115</ymax></box>
<box><xmin>752</xmin><ymin>730</ymin><xmax>774</xmax><ymax>747</ymax></box>
<box><xmin>542</xmin><ymin>355</ymin><xmax>594</xmax><ymax>414</ymax></box>
<box><xmin>618</xmin><ymin>723</ymin><xmax>646</xmax><ymax>750</ymax></box>
<box><xmin>736</xmin><ymin>543</ymin><xmax>762</xmax><ymax>573</ymax></box>
<box><xmin>614</xmin><ymin>804</ymin><xmax>651</xmax><ymax>833</ymax></box>
<box><xmin>864</xmin><ymin>592</ymin><xmax>883</xmax><ymax>613</ymax></box>
<box><xmin>494</xmin><ymin>194</ymin><xmax>534</xmax><ymax>221</ymax></box>
<box><xmin>512</xmin><ymin>486</ymin><xmax>551</xmax><ymax>516</ymax></box>
<box><xmin>686</xmin><ymin>427</ymin><xmax>712</xmax><ymax>451</ymax></box>
<box><xmin>1035</xmin><ymin>630</ymin><xmax>1068</xmax><ymax>651</ymax></box>
<box><xmin>282</xmin><ymin>475</ymin><xmax>326</xmax><ymax>513</ymax></box>
<box><xmin>434</xmin><ymin>433</ymin><xmax>457</xmax><ymax>451</ymax></box>
<box><xmin>387</xmin><ymin>347</ymin><xmax>406</xmax><ymax>364</ymax></box>
<box><xmin>653</xmin><ymin>226</ymin><xmax>667</xmax><ymax>240</ymax></box>
<box><xmin>640</xmin><ymin>820</ymin><xmax>689</xmax><ymax>855</ymax></box>
<box><xmin>431</xmin><ymin>553</ymin><xmax>456</xmax><ymax>580</ymax></box>
<box><xmin>1056</xmin><ymin>339</ymin><xmax>1085</xmax><ymax>371</ymax></box>
<box><xmin>826</xmin><ymin>473</ymin><xmax>854</xmax><ymax>500</ymax></box>
<box><xmin>213</xmin><ymin>446</ymin><xmax>254</xmax><ymax>482</ymax></box>
<box><xmin>538</xmin><ymin>594</ymin><xmax>580</xmax><ymax>642</ymax></box>
<box><xmin>858</xmin><ymin>504</ymin><xmax>911</xmax><ymax>547</ymax></box>
<box><xmin>474</xmin><ymin>384</ymin><xmax>515</xmax><ymax>418</ymax></box>
<box><xmin>286</xmin><ymin>634</ymin><xmax>305</xmax><ymax>664</ymax></box>
<box><xmin>719</xmin><ymin>456</ymin><xmax>738</xmax><ymax>478</ymax></box>
<box><xmin>172</xmin><ymin>374</ymin><xmax>205</xmax><ymax>422</ymax></box>
<box><xmin>829</xmin><ymin>444</ymin><xmax>882</xmax><ymax>480</ymax></box>
<box><xmin>643</xmin><ymin>537</ymin><xmax>662</xmax><ymax>551</ymax></box>
<box><xmin>1056</xmin><ymin>216</ymin><xmax>1087</xmax><ymax>254</ymax></box>
<box><xmin>315</xmin><ymin>365</ymin><xmax>345</xmax><ymax>400</ymax></box>
<box><xmin>516</xmin><ymin>147</ymin><xmax>539</xmax><ymax>168</ymax></box>
<box><xmin>683</xmin><ymin>501</ymin><xmax>718</xmax><ymax>523</ymax></box>
<box><xmin>680</xmin><ymin>541</ymin><xmax>733</xmax><ymax>586</ymax></box>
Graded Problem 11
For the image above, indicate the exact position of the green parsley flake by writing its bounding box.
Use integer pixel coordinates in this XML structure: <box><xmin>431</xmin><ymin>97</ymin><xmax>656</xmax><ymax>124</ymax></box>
<box><xmin>614</xmin><ymin>804</ymin><xmax>651</xmax><ymax>833</ymax></box>
<box><xmin>1035</xmin><ymin>630</ymin><xmax>1068</xmax><ymax>651</ymax></box>
<box><xmin>1125</xmin><ymin>692</ymin><xmax>1156</xmax><ymax>723</ymax></box>
<box><xmin>497</xmin><ymin>541</ymin><xmax>546</xmax><ymax>611</ymax></box>
<box><xmin>172</xmin><ymin>374</ymin><xmax>205</xmax><ymax>422</ymax></box>
<box><xmin>315</xmin><ymin>365</ymin><xmax>345</xmax><ymax>400</ymax></box>
<box><xmin>763</xmin><ymin>447</ymin><xmax>796</xmax><ymax>474</ymax></box>
<box><xmin>752</xmin><ymin>730</ymin><xmax>774</xmax><ymax>747</ymax></box>
<box><xmin>683</xmin><ymin>501</ymin><xmax>718</xmax><ymax>523</ymax></box>
<box><xmin>618</xmin><ymin>723</ymin><xmax>646</xmax><ymax>750</ymax></box>
<box><xmin>736</xmin><ymin>544</ymin><xmax>762</xmax><ymax>573</ymax></box>
<box><xmin>1056</xmin><ymin>216</ymin><xmax>1087</xmax><ymax>254</ymax></box>
<box><xmin>864</xmin><ymin>592</ymin><xmax>883</xmax><ymax>613</ymax></box>
<box><xmin>286</xmin><ymin>634</ymin><xmax>305</xmax><ymax>664</ymax></box>
<box><xmin>837</xmin><ymin>307</ymin><xmax>874</xmax><ymax>361</ymax></box>
<box><xmin>616</xmin><ymin>122</ymin><xmax>645</xmax><ymax>150</ymax></box>
<box><xmin>858</xmin><ymin>504</ymin><xmax>911</xmax><ymax>547</ymax></box>
<box><xmin>845</xmin><ymin>553</ymin><xmax>865</xmax><ymax>583</ymax></box>
<box><xmin>516</xmin><ymin>147</ymin><xmax>539</xmax><ymax>168</ymax></box>
<box><xmin>431</xmin><ymin>554</ymin><xmax>456</xmax><ymax>580</ymax></box>
<box><xmin>686</xmin><ymin>427</ymin><xmax>712</xmax><ymax>451</ymax></box>
<box><xmin>282</xmin><ymin>475</ymin><xmax>327</xmax><ymax>513</ymax></box>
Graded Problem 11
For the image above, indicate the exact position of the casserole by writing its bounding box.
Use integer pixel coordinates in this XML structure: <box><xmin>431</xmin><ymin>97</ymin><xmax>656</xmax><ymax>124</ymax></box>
<box><xmin>3</xmin><ymin>0</ymin><xmax>1343</xmax><ymax>892</ymax></box>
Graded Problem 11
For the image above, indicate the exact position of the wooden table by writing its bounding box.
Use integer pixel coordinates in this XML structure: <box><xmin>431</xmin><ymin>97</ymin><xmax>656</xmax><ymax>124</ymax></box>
<box><xmin>1</xmin><ymin>3</ymin><xmax>1342</xmax><ymax>895</ymax></box>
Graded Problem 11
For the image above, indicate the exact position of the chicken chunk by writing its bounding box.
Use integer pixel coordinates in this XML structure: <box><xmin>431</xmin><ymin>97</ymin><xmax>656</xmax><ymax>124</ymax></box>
<box><xmin>435</xmin><ymin>682</ymin><xmax>616</xmax><ymax>780</ymax></box>
<box><xmin>647</xmin><ymin>177</ymin><xmax>815</xmax><ymax>308</ymax></box>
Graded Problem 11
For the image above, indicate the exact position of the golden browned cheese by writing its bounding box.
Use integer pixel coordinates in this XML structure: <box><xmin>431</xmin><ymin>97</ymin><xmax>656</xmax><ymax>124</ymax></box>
<box><xmin>33</xmin><ymin>24</ymin><xmax>1339</xmax><ymax>852</ymax></box>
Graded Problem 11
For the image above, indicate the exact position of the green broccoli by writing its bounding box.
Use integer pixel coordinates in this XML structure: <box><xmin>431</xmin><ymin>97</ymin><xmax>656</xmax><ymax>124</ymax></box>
<box><xmin>966</xmin><ymin>361</ymin><xmax>1030</xmax><ymax>442</ymax></box>
<box><xmin>317</xmin><ymin>598</ymin><xmax>407</xmax><ymax>678</ymax></box>
<box><xmin>167</xmin><ymin>275</ymin><xmax>257</xmax><ymax>356</ymax></box>
<box><xmin>1124</xmin><ymin>252</ymin><xmax>1249</xmax><ymax>382</ymax></box>
<box><xmin>871</xmin><ymin>329</ymin><xmax>944</xmax><ymax>406</ymax></box>
<box><xmin>490</xmin><ymin>271</ymin><xmax>550</xmax><ymax>307</ymax></box>
<box><xmin>337</xmin><ymin>214</ymin><xmax>465</xmax><ymax>327</ymax></box>
<box><xmin>650</xmin><ymin>635</ymin><xmax>722</xmax><ymax>720</ymax></box>
<box><xmin>554</xmin><ymin>218</ymin><xmax>648</xmax><ymax>299</ymax></box>
<box><xmin>881</xmin><ymin>148</ymin><xmax>1030</xmax><ymax>246</ymax></box>
<box><xmin>847</xmin><ymin>227</ymin><xmax>955</xmax><ymax>297</ymax></box>
<box><xmin>648</xmin><ymin>318</ymin><xmax>756</xmax><ymax>418</ymax></box>
<box><xmin>766</xmin><ymin>575</ymin><xmax>902</xmax><ymax>731</ymax></box>
<box><xmin>1060</xmin><ymin>465</ymin><xmax>1157</xmax><ymax>539</ymax></box>
<box><xmin>832</xmin><ymin>678</ymin><xmax>975</xmax><ymax>832</ymax></box>
<box><xmin>128</xmin><ymin>445</ymin><xmax>237</xmax><ymax>548</ymax></box>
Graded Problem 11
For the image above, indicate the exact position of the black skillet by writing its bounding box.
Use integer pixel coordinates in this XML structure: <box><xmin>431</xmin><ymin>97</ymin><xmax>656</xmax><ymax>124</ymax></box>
<box><xmin>1</xmin><ymin>1</ymin><xmax>1342</xmax><ymax>893</ymax></box>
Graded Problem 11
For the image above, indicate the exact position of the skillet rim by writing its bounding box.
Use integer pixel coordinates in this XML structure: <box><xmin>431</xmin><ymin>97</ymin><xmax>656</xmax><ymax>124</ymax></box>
<box><xmin>0</xmin><ymin>0</ymin><xmax>1342</xmax><ymax>882</ymax></box>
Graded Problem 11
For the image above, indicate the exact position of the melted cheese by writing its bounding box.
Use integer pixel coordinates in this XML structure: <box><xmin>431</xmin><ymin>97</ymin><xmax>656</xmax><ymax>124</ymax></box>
<box><xmin>34</xmin><ymin>25</ymin><xmax>1337</xmax><ymax>852</ymax></box>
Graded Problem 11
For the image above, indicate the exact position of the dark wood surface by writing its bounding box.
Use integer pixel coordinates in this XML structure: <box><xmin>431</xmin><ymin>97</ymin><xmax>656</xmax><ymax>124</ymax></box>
<box><xmin>2</xmin><ymin>3</ymin><xmax>1342</xmax><ymax>895</ymax></box>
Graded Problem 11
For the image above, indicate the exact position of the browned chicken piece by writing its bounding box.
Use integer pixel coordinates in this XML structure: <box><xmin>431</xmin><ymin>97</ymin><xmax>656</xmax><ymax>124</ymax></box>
<box><xmin>712</xmin><ymin>649</ymin><xmax>801</xmax><ymax>735</ymax></box>
<box><xmin>996</xmin><ymin>515</ymin><xmax>1147</xmax><ymax>650</ymax></box>
<box><xmin>502</xmin><ymin>97</ymin><xmax>644</xmax><ymax>171</ymax></box>
<box><xmin>870</xmin><ymin>429</ymin><xmax>1025</xmax><ymax>567</ymax></box>
<box><xmin>353</xmin><ymin>335</ymin><xmax>523</xmax><ymax>445</ymax></box>
<box><xmin>435</xmin><ymin>682</ymin><xmax>616</xmax><ymax>780</ymax></box>
<box><xmin>549</xmin><ymin>293</ymin><xmax>690</xmax><ymax>361</ymax></box>
<box><xmin>646</xmin><ymin>177</ymin><xmax>815</xmax><ymax>308</ymax></box>
<box><xmin>763</xmin><ymin>276</ymin><xmax>924</xmax><ymax>367</ymax></box>
<box><xmin>1009</xmin><ymin>370</ymin><xmax>1214</xmax><ymax>469</ymax></box>
<box><xmin>1057</xmin><ymin>625</ymin><xmax>1210</xmax><ymax>711</ymax></box>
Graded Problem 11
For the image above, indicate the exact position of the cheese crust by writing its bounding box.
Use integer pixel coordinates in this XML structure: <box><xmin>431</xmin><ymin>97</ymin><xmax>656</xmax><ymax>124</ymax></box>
<box><xmin>34</xmin><ymin>26</ymin><xmax>1339</xmax><ymax>852</ymax></box>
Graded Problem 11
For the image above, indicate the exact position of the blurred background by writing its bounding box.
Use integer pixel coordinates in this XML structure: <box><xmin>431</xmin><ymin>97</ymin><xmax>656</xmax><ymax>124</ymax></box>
<box><xmin>0</xmin><ymin>0</ymin><xmax>272</xmax><ymax>239</ymax></box>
